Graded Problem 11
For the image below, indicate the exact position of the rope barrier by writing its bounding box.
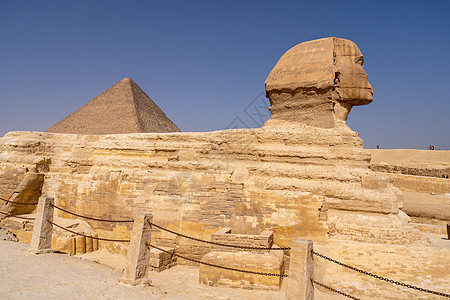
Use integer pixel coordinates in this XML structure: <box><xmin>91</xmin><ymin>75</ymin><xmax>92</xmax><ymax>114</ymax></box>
<box><xmin>51</xmin><ymin>204</ymin><xmax>133</xmax><ymax>223</ymax></box>
<box><xmin>49</xmin><ymin>221</ymin><xmax>131</xmax><ymax>243</ymax></box>
<box><xmin>2</xmin><ymin>186</ymin><xmax>444</xmax><ymax>298</ymax></box>
<box><xmin>0</xmin><ymin>211</ymin><xmax>35</xmax><ymax>220</ymax></box>
<box><xmin>313</xmin><ymin>251</ymin><xmax>450</xmax><ymax>298</ymax></box>
<box><xmin>312</xmin><ymin>279</ymin><xmax>360</xmax><ymax>300</ymax></box>
<box><xmin>146</xmin><ymin>242</ymin><xmax>288</xmax><ymax>278</ymax></box>
<box><xmin>48</xmin><ymin>204</ymin><xmax>290</xmax><ymax>251</ymax></box>
<box><xmin>0</xmin><ymin>197</ymin><xmax>38</xmax><ymax>205</ymax></box>
<box><xmin>148</xmin><ymin>221</ymin><xmax>291</xmax><ymax>251</ymax></box>
<box><xmin>4</xmin><ymin>197</ymin><xmax>446</xmax><ymax>298</ymax></box>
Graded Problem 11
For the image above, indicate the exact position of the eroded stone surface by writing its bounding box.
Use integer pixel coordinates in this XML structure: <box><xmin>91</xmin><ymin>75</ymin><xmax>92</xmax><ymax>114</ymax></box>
<box><xmin>121</xmin><ymin>214</ymin><xmax>152</xmax><ymax>285</ymax></box>
<box><xmin>210</xmin><ymin>228</ymin><xmax>274</xmax><ymax>253</ymax></box>
<box><xmin>286</xmin><ymin>239</ymin><xmax>313</xmax><ymax>300</ymax></box>
<box><xmin>29</xmin><ymin>197</ymin><xmax>54</xmax><ymax>253</ymax></box>
<box><xmin>265</xmin><ymin>37</ymin><xmax>373</xmax><ymax>128</ymax></box>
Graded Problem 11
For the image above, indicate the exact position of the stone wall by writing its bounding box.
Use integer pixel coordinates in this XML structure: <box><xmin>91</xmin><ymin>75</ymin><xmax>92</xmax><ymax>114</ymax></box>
<box><xmin>0</xmin><ymin>127</ymin><xmax>417</xmax><ymax>256</ymax></box>
<box><xmin>313</xmin><ymin>239</ymin><xmax>449</xmax><ymax>299</ymax></box>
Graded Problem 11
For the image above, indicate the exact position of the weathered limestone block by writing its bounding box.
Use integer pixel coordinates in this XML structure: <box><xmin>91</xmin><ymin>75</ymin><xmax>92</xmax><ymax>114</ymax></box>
<box><xmin>29</xmin><ymin>197</ymin><xmax>54</xmax><ymax>253</ymax></box>
<box><xmin>149</xmin><ymin>246</ymin><xmax>177</xmax><ymax>272</ymax></box>
<box><xmin>86</xmin><ymin>236</ymin><xmax>93</xmax><ymax>252</ymax></box>
<box><xmin>93</xmin><ymin>235</ymin><xmax>99</xmax><ymax>251</ymax></box>
<box><xmin>211</xmin><ymin>227</ymin><xmax>274</xmax><ymax>253</ymax></box>
<box><xmin>286</xmin><ymin>239</ymin><xmax>314</xmax><ymax>300</ymax></box>
<box><xmin>199</xmin><ymin>249</ymin><xmax>284</xmax><ymax>290</ymax></box>
<box><xmin>121</xmin><ymin>214</ymin><xmax>152</xmax><ymax>285</ymax></box>
<box><xmin>0</xmin><ymin>171</ymin><xmax>44</xmax><ymax>217</ymax></box>
<box><xmin>75</xmin><ymin>236</ymin><xmax>86</xmax><ymax>254</ymax></box>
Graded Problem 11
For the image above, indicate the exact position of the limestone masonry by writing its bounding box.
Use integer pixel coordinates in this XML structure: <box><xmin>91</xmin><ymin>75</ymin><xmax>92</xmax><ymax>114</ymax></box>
<box><xmin>0</xmin><ymin>37</ymin><xmax>448</xmax><ymax>298</ymax></box>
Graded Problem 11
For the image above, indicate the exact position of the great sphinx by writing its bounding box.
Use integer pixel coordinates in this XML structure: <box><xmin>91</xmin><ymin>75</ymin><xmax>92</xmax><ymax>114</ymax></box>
<box><xmin>0</xmin><ymin>37</ymin><xmax>419</xmax><ymax>256</ymax></box>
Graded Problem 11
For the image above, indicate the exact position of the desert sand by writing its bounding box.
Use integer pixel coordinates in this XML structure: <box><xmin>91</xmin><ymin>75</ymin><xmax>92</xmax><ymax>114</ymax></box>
<box><xmin>0</xmin><ymin>240</ymin><xmax>289</xmax><ymax>300</ymax></box>
<box><xmin>369</xmin><ymin>149</ymin><xmax>449</xmax><ymax>223</ymax></box>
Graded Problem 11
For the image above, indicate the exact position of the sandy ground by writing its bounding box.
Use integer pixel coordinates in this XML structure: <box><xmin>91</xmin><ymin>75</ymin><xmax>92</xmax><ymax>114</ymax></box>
<box><xmin>402</xmin><ymin>191</ymin><xmax>450</xmax><ymax>221</ymax></box>
<box><xmin>368</xmin><ymin>149</ymin><xmax>450</xmax><ymax>169</ymax></box>
<box><xmin>369</xmin><ymin>149</ymin><xmax>450</xmax><ymax>222</ymax></box>
<box><xmin>0</xmin><ymin>241</ymin><xmax>287</xmax><ymax>300</ymax></box>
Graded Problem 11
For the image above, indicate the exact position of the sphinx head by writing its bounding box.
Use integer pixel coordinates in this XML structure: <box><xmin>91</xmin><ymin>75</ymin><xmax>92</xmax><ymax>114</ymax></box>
<box><xmin>265</xmin><ymin>37</ymin><xmax>373</xmax><ymax>128</ymax></box>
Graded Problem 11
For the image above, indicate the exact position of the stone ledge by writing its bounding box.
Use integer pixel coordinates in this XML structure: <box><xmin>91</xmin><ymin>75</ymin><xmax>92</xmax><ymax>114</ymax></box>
<box><xmin>211</xmin><ymin>228</ymin><xmax>274</xmax><ymax>253</ymax></box>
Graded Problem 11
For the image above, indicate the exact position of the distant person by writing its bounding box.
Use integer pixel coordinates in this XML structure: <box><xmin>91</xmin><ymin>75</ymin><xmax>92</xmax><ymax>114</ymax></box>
<box><xmin>376</xmin><ymin>145</ymin><xmax>380</xmax><ymax>149</ymax></box>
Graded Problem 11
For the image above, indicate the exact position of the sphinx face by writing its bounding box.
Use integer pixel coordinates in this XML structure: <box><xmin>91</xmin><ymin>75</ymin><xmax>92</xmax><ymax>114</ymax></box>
<box><xmin>264</xmin><ymin>37</ymin><xmax>373</xmax><ymax>127</ymax></box>
<box><xmin>334</xmin><ymin>39</ymin><xmax>373</xmax><ymax>106</ymax></box>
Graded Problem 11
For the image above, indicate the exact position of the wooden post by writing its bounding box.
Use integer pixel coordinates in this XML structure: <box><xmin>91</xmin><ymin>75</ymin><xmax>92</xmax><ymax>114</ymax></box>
<box><xmin>120</xmin><ymin>214</ymin><xmax>153</xmax><ymax>285</ymax></box>
<box><xmin>29</xmin><ymin>197</ymin><xmax>54</xmax><ymax>254</ymax></box>
<box><xmin>286</xmin><ymin>239</ymin><xmax>314</xmax><ymax>300</ymax></box>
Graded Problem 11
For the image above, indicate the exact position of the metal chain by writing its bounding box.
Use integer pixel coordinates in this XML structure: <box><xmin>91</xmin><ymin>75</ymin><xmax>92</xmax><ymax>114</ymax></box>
<box><xmin>313</xmin><ymin>251</ymin><xmax>450</xmax><ymax>298</ymax></box>
<box><xmin>4</xmin><ymin>200</ymin><xmax>289</xmax><ymax>251</ymax></box>
<box><xmin>148</xmin><ymin>221</ymin><xmax>291</xmax><ymax>251</ymax></box>
<box><xmin>0</xmin><ymin>197</ymin><xmax>38</xmax><ymax>205</ymax></box>
<box><xmin>51</xmin><ymin>204</ymin><xmax>134</xmax><ymax>223</ymax></box>
<box><xmin>146</xmin><ymin>242</ymin><xmax>288</xmax><ymax>277</ymax></box>
<box><xmin>49</xmin><ymin>221</ymin><xmax>131</xmax><ymax>242</ymax></box>
<box><xmin>0</xmin><ymin>210</ymin><xmax>35</xmax><ymax>220</ymax></box>
<box><xmin>312</xmin><ymin>279</ymin><xmax>360</xmax><ymax>300</ymax></box>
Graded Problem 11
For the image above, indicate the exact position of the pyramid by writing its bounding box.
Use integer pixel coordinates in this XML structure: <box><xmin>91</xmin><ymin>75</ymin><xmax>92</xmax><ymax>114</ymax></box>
<box><xmin>47</xmin><ymin>78</ymin><xmax>180</xmax><ymax>134</ymax></box>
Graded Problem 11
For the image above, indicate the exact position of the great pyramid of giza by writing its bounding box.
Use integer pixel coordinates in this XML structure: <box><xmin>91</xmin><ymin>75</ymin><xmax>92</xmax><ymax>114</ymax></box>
<box><xmin>47</xmin><ymin>78</ymin><xmax>180</xmax><ymax>134</ymax></box>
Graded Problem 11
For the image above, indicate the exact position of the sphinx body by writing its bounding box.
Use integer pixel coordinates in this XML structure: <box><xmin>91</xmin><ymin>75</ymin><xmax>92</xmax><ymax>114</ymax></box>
<box><xmin>0</xmin><ymin>38</ymin><xmax>419</xmax><ymax>257</ymax></box>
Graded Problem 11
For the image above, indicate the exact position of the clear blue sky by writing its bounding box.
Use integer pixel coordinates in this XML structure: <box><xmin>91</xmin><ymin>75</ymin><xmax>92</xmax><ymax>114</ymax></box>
<box><xmin>1</xmin><ymin>1</ymin><xmax>449</xmax><ymax>149</ymax></box>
